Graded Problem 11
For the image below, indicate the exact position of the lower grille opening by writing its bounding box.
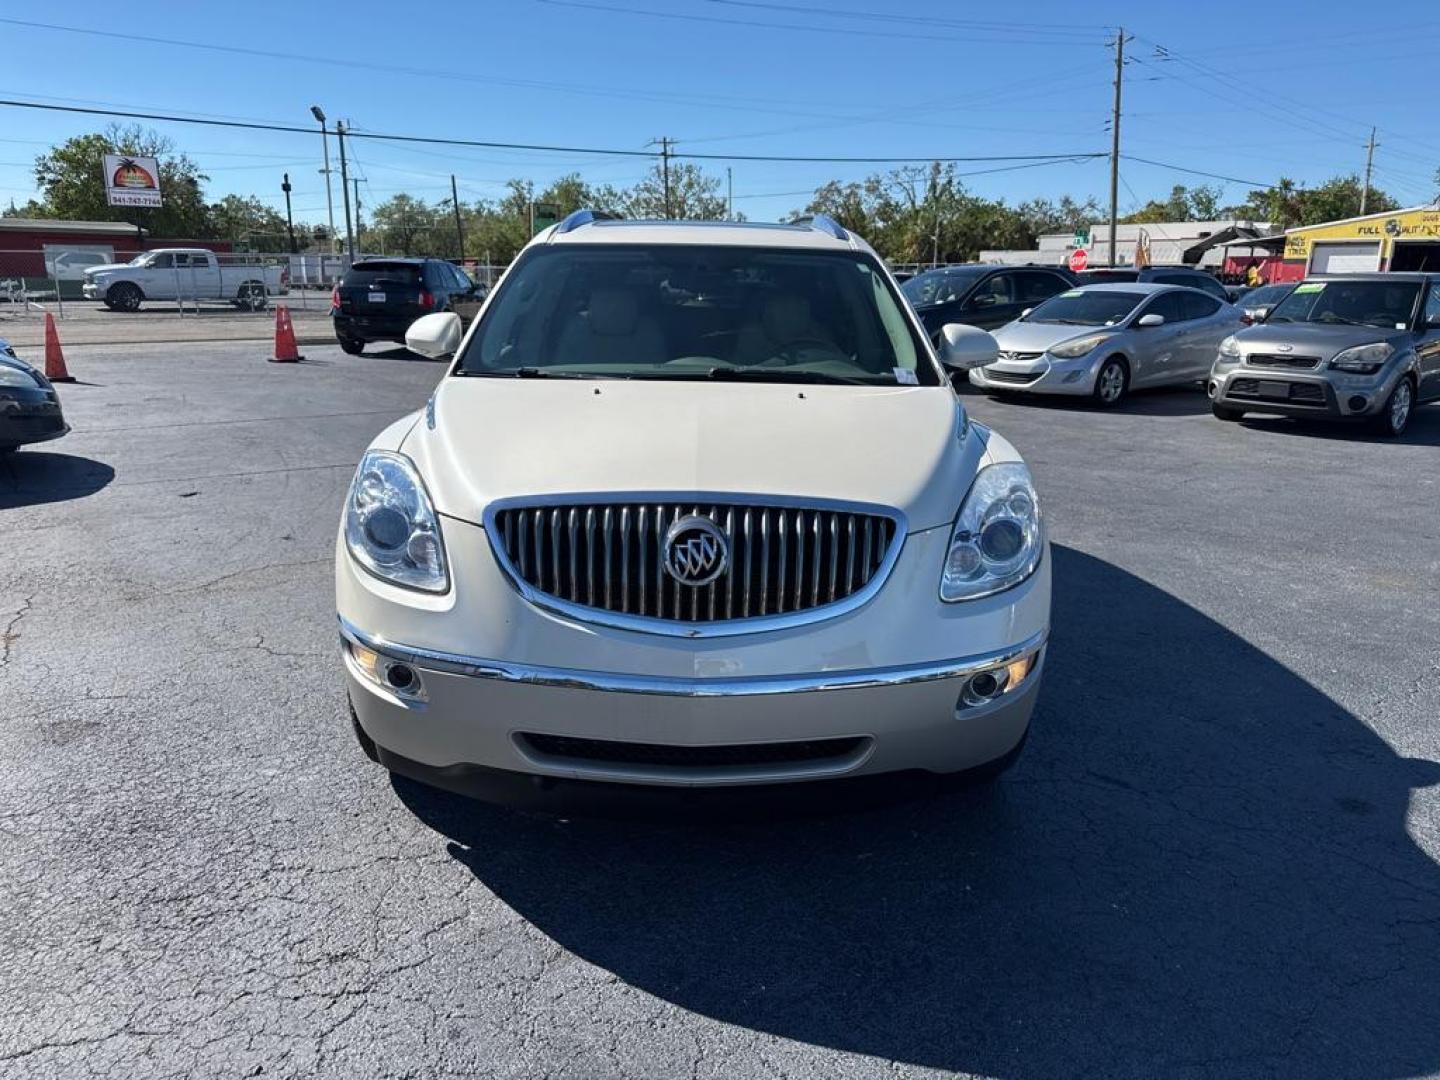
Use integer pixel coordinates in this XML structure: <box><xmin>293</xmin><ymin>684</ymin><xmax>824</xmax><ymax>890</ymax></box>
<box><xmin>519</xmin><ymin>733</ymin><xmax>867</xmax><ymax>769</ymax></box>
<box><xmin>1228</xmin><ymin>378</ymin><xmax>1328</xmax><ymax>406</ymax></box>
<box><xmin>982</xmin><ymin>366</ymin><xmax>1042</xmax><ymax>385</ymax></box>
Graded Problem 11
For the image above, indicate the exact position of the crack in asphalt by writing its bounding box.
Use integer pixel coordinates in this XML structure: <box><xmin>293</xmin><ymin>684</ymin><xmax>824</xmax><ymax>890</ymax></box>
<box><xmin>0</xmin><ymin>594</ymin><xmax>34</xmax><ymax>667</ymax></box>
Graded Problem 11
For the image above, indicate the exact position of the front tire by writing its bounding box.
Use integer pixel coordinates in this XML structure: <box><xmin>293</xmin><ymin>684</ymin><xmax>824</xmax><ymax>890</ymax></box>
<box><xmin>1211</xmin><ymin>402</ymin><xmax>1245</xmax><ymax>422</ymax></box>
<box><xmin>108</xmin><ymin>282</ymin><xmax>142</xmax><ymax>312</ymax></box>
<box><xmin>237</xmin><ymin>282</ymin><xmax>268</xmax><ymax>311</ymax></box>
<box><xmin>1372</xmin><ymin>377</ymin><xmax>1414</xmax><ymax>438</ymax></box>
<box><xmin>1092</xmin><ymin>357</ymin><xmax>1129</xmax><ymax>407</ymax></box>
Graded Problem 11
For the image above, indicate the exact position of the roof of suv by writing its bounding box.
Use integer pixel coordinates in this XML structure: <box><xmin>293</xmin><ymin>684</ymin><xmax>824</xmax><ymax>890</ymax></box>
<box><xmin>1299</xmin><ymin>272</ymin><xmax>1432</xmax><ymax>283</ymax></box>
<box><xmin>542</xmin><ymin>214</ymin><xmax>862</xmax><ymax>252</ymax></box>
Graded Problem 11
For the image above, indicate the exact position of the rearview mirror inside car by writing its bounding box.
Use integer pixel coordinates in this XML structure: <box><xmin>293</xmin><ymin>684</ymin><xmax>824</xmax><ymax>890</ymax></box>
<box><xmin>405</xmin><ymin>311</ymin><xmax>463</xmax><ymax>359</ymax></box>
<box><xmin>1136</xmin><ymin>313</ymin><xmax>1165</xmax><ymax>327</ymax></box>
<box><xmin>938</xmin><ymin>323</ymin><xmax>999</xmax><ymax>371</ymax></box>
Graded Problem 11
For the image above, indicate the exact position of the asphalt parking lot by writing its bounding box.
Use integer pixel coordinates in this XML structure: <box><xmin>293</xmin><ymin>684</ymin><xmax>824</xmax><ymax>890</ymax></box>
<box><xmin>2</xmin><ymin>341</ymin><xmax>1438</xmax><ymax>1079</ymax></box>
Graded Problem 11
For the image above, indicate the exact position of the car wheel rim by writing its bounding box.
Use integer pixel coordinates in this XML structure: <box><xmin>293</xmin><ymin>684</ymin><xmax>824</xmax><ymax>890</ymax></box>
<box><xmin>1099</xmin><ymin>365</ymin><xmax>1123</xmax><ymax>402</ymax></box>
<box><xmin>1391</xmin><ymin>383</ymin><xmax>1412</xmax><ymax>431</ymax></box>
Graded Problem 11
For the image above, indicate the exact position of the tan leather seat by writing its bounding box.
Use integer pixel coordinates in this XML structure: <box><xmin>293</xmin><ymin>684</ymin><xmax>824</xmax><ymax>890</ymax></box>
<box><xmin>554</xmin><ymin>288</ymin><xmax>667</xmax><ymax>367</ymax></box>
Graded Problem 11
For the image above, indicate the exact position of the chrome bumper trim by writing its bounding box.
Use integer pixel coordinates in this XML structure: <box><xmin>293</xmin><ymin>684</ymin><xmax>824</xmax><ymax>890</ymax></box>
<box><xmin>339</xmin><ymin>616</ymin><xmax>1047</xmax><ymax>699</ymax></box>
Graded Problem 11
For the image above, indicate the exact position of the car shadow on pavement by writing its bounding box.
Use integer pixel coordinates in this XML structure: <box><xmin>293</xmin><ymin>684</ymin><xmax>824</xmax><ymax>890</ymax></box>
<box><xmin>364</xmin><ymin>346</ymin><xmax>443</xmax><ymax>363</ymax></box>
<box><xmin>959</xmin><ymin>383</ymin><xmax>1215</xmax><ymax>417</ymax></box>
<box><xmin>395</xmin><ymin>545</ymin><xmax>1440</xmax><ymax>1077</ymax></box>
<box><xmin>0</xmin><ymin>451</ymin><xmax>114</xmax><ymax>508</ymax></box>
<box><xmin>1235</xmin><ymin>405</ymin><xmax>1440</xmax><ymax>447</ymax></box>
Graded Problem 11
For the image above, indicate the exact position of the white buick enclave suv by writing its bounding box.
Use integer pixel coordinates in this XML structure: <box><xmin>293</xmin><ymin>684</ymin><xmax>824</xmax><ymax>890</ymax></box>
<box><xmin>337</xmin><ymin>212</ymin><xmax>1050</xmax><ymax>802</ymax></box>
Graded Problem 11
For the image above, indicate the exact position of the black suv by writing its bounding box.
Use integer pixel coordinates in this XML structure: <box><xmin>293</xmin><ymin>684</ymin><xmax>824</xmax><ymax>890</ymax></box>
<box><xmin>900</xmin><ymin>265</ymin><xmax>1076</xmax><ymax>341</ymax></box>
<box><xmin>332</xmin><ymin>258</ymin><xmax>484</xmax><ymax>355</ymax></box>
<box><xmin>1075</xmin><ymin>266</ymin><xmax>1230</xmax><ymax>303</ymax></box>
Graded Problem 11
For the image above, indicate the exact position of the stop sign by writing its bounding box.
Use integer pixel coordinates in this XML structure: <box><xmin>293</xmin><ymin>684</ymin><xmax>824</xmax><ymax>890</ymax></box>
<box><xmin>1068</xmin><ymin>247</ymin><xmax>1089</xmax><ymax>273</ymax></box>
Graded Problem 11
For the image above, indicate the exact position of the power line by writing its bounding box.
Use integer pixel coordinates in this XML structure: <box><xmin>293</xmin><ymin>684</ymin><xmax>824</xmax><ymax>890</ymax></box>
<box><xmin>703</xmin><ymin>0</ymin><xmax>1107</xmax><ymax>37</ymax></box>
<box><xmin>1120</xmin><ymin>155</ymin><xmax>1274</xmax><ymax>189</ymax></box>
<box><xmin>537</xmin><ymin>0</ymin><xmax>1107</xmax><ymax>44</ymax></box>
<box><xmin>0</xmin><ymin>97</ymin><xmax>1105</xmax><ymax>166</ymax></box>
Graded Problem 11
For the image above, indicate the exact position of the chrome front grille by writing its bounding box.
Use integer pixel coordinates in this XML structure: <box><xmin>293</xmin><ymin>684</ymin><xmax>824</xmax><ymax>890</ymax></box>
<box><xmin>490</xmin><ymin>499</ymin><xmax>902</xmax><ymax>629</ymax></box>
<box><xmin>1246</xmin><ymin>353</ymin><xmax>1321</xmax><ymax>370</ymax></box>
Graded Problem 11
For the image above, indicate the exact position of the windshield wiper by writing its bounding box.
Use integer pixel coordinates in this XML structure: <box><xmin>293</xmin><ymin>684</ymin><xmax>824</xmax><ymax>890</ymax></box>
<box><xmin>703</xmin><ymin>366</ymin><xmax>866</xmax><ymax>385</ymax></box>
<box><xmin>1314</xmin><ymin>313</ymin><xmax>1361</xmax><ymax>326</ymax></box>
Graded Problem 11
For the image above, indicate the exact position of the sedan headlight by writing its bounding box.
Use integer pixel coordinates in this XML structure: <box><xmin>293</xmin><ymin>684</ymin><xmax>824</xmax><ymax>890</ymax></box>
<box><xmin>0</xmin><ymin>365</ymin><xmax>43</xmax><ymax>388</ymax></box>
<box><xmin>1218</xmin><ymin>335</ymin><xmax>1241</xmax><ymax>358</ymax></box>
<box><xmin>1047</xmin><ymin>333</ymin><xmax>1109</xmax><ymax>359</ymax></box>
<box><xmin>343</xmin><ymin>450</ymin><xmax>449</xmax><ymax>592</ymax></box>
<box><xmin>940</xmin><ymin>463</ymin><xmax>1044</xmax><ymax>602</ymax></box>
<box><xmin>1329</xmin><ymin>342</ymin><xmax>1394</xmax><ymax>375</ymax></box>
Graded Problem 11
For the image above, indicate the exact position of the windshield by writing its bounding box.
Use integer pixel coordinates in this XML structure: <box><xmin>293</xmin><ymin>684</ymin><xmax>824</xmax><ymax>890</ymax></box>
<box><xmin>900</xmin><ymin>268</ymin><xmax>985</xmax><ymax>307</ymax></box>
<box><xmin>1243</xmin><ymin>284</ymin><xmax>1292</xmax><ymax>308</ymax></box>
<box><xmin>456</xmin><ymin>244</ymin><xmax>937</xmax><ymax>386</ymax></box>
<box><xmin>1024</xmin><ymin>289</ymin><xmax>1147</xmax><ymax>326</ymax></box>
<box><xmin>1267</xmin><ymin>280</ymin><xmax>1419</xmax><ymax>329</ymax></box>
<box><xmin>128</xmin><ymin>253</ymin><xmax>156</xmax><ymax>267</ymax></box>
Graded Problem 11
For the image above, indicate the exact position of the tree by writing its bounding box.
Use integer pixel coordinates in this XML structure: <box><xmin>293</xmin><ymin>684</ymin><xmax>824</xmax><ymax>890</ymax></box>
<box><xmin>1120</xmin><ymin>184</ymin><xmax>1225</xmax><ymax>224</ymax></box>
<box><xmin>31</xmin><ymin>125</ymin><xmax>211</xmax><ymax>236</ymax></box>
<box><xmin>208</xmin><ymin>194</ymin><xmax>287</xmax><ymax>246</ymax></box>
<box><xmin>1237</xmin><ymin>174</ymin><xmax>1400</xmax><ymax>230</ymax></box>
<box><xmin>623</xmin><ymin>162</ymin><xmax>727</xmax><ymax>220</ymax></box>
<box><xmin>368</xmin><ymin>194</ymin><xmax>445</xmax><ymax>255</ymax></box>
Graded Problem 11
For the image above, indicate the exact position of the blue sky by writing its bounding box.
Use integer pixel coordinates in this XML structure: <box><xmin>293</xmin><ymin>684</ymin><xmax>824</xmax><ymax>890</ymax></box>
<box><xmin>2</xmin><ymin>1</ymin><xmax>1438</xmax><ymax>230</ymax></box>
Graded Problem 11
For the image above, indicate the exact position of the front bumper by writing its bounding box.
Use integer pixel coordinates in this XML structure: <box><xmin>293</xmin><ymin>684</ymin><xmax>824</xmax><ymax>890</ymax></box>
<box><xmin>82</xmin><ymin>282</ymin><xmax>100</xmax><ymax>300</ymax></box>
<box><xmin>1209</xmin><ymin>360</ymin><xmax>1403</xmax><ymax>419</ymax></box>
<box><xmin>968</xmin><ymin>356</ymin><xmax>1096</xmax><ymax>396</ymax></box>
<box><xmin>339</xmin><ymin>517</ymin><xmax>1050</xmax><ymax>790</ymax></box>
<box><xmin>0</xmin><ymin>389</ymin><xmax>68</xmax><ymax>448</ymax></box>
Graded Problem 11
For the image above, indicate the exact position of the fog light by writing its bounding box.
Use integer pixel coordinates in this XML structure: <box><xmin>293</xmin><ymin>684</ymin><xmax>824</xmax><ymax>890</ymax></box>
<box><xmin>958</xmin><ymin>650</ymin><xmax>1039</xmax><ymax>709</ymax></box>
<box><xmin>346</xmin><ymin>639</ymin><xmax>426</xmax><ymax>701</ymax></box>
<box><xmin>385</xmin><ymin>663</ymin><xmax>416</xmax><ymax>690</ymax></box>
<box><xmin>1348</xmin><ymin>395</ymin><xmax>1367</xmax><ymax>412</ymax></box>
<box><xmin>348</xmin><ymin>641</ymin><xmax>384</xmax><ymax>684</ymax></box>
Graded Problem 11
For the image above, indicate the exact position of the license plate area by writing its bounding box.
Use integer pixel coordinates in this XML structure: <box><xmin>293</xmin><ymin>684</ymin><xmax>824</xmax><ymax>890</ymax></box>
<box><xmin>1257</xmin><ymin>380</ymin><xmax>1289</xmax><ymax>399</ymax></box>
<box><xmin>367</xmin><ymin>291</ymin><xmax>386</xmax><ymax>304</ymax></box>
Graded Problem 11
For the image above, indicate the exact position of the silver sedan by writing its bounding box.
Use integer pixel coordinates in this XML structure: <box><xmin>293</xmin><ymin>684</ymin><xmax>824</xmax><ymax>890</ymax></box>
<box><xmin>969</xmin><ymin>283</ymin><xmax>1246</xmax><ymax>406</ymax></box>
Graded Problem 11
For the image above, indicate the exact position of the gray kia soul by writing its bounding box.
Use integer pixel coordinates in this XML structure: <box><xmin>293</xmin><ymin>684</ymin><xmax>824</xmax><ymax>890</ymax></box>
<box><xmin>1207</xmin><ymin>273</ymin><xmax>1440</xmax><ymax>437</ymax></box>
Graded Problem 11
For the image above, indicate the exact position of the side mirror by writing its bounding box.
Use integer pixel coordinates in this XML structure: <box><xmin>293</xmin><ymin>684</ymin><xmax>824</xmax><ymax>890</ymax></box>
<box><xmin>968</xmin><ymin>294</ymin><xmax>998</xmax><ymax>309</ymax></box>
<box><xmin>938</xmin><ymin>323</ymin><xmax>999</xmax><ymax>371</ymax></box>
<box><xmin>406</xmin><ymin>311</ymin><xmax>462</xmax><ymax>359</ymax></box>
<box><xmin>1136</xmin><ymin>313</ymin><xmax>1165</xmax><ymax>328</ymax></box>
<box><xmin>1020</xmin><ymin>307</ymin><xmax>1034</xmax><ymax>318</ymax></box>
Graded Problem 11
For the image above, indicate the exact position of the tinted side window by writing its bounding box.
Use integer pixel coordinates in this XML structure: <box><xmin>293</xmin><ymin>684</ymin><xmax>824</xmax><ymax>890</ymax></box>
<box><xmin>968</xmin><ymin>273</ymin><xmax>1015</xmax><ymax>307</ymax></box>
<box><xmin>1181</xmin><ymin>292</ymin><xmax>1222</xmax><ymax>320</ymax></box>
<box><xmin>1422</xmin><ymin>282</ymin><xmax>1440</xmax><ymax>325</ymax></box>
<box><xmin>1016</xmin><ymin>271</ymin><xmax>1069</xmax><ymax>303</ymax></box>
<box><xmin>1143</xmin><ymin>292</ymin><xmax>1189</xmax><ymax>323</ymax></box>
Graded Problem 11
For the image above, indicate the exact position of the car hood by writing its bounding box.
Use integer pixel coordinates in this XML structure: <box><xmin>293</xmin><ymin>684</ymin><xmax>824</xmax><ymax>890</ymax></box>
<box><xmin>82</xmin><ymin>263</ymin><xmax>128</xmax><ymax>277</ymax></box>
<box><xmin>992</xmin><ymin>320</ymin><xmax>1113</xmax><ymax>355</ymax></box>
<box><xmin>403</xmin><ymin>380</ymin><xmax>980</xmax><ymax>532</ymax></box>
<box><xmin>1235</xmin><ymin>322</ymin><xmax>1411</xmax><ymax>359</ymax></box>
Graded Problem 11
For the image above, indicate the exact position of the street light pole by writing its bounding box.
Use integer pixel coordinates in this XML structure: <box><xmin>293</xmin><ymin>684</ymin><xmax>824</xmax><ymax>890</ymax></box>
<box><xmin>310</xmin><ymin>106</ymin><xmax>336</xmax><ymax>255</ymax></box>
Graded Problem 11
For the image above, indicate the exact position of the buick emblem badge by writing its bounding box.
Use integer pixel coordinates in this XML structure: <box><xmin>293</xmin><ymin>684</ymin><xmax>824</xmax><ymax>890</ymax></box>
<box><xmin>663</xmin><ymin>515</ymin><xmax>729</xmax><ymax>587</ymax></box>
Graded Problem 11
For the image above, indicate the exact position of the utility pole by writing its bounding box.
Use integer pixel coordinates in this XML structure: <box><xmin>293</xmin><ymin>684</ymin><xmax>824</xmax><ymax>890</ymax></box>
<box><xmin>727</xmin><ymin>166</ymin><xmax>733</xmax><ymax>220</ymax></box>
<box><xmin>281</xmin><ymin>172</ymin><xmax>297</xmax><ymax>253</ymax></box>
<box><xmin>1108</xmin><ymin>27</ymin><xmax>1127</xmax><ymax>268</ymax></box>
<box><xmin>336</xmin><ymin>120</ymin><xmax>355</xmax><ymax>264</ymax></box>
<box><xmin>1360</xmin><ymin>126</ymin><xmax>1378</xmax><ymax>216</ymax></box>
<box><xmin>450</xmin><ymin>174</ymin><xmax>465</xmax><ymax>258</ymax></box>
<box><xmin>661</xmin><ymin>137</ymin><xmax>672</xmax><ymax>219</ymax></box>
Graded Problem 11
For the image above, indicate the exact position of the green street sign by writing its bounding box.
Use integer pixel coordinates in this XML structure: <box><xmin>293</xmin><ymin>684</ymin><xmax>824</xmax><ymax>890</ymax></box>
<box><xmin>1073</xmin><ymin>231</ymin><xmax>1089</xmax><ymax>249</ymax></box>
<box><xmin>531</xmin><ymin>202</ymin><xmax>561</xmax><ymax>235</ymax></box>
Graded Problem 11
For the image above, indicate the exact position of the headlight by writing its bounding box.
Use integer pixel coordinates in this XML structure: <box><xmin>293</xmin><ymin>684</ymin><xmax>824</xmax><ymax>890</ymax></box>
<box><xmin>1329</xmin><ymin>342</ymin><xmax>1394</xmax><ymax>375</ymax></box>
<box><xmin>1048</xmin><ymin>333</ymin><xmax>1109</xmax><ymax>359</ymax></box>
<box><xmin>0</xmin><ymin>365</ymin><xmax>42</xmax><ymax>388</ymax></box>
<box><xmin>940</xmin><ymin>462</ymin><xmax>1044</xmax><ymax>602</ymax></box>
<box><xmin>343</xmin><ymin>450</ymin><xmax>449</xmax><ymax>592</ymax></box>
<box><xmin>1218</xmin><ymin>335</ymin><xmax>1240</xmax><ymax>358</ymax></box>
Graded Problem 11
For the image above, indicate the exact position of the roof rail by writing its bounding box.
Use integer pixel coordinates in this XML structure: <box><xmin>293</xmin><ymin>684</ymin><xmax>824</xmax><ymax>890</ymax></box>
<box><xmin>790</xmin><ymin>214</ymin><xmax>848</xmax><ymax>241</ymax></box>
<box><xmin>555</xmin><ymin>209</ymin><xmax>623</xmax><ymax>234</ymax></box>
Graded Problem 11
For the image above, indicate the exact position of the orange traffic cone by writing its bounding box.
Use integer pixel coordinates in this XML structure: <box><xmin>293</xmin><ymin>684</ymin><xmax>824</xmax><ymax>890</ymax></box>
<box><xmin>269</xmin><ymin>305</ymin><xmax>303</xmax><ymax>363</ymax></box>
<box><xmin>43</xmin><ymin>313</ymin><xmax>75</xmax><ymax>383</ymax></box>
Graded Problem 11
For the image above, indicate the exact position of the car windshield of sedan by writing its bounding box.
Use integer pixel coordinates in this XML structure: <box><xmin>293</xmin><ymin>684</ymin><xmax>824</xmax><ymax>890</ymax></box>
<box><xmin>1243</xmin><ymin>284</ymin><xmax>1293</xmax><ymax>308</ymax></box>
<box><xmin>900</xmin><ymin>267</ymin><xmax>986</xmax><ymax>307</ymax></box>
<box><xmin>1267</xmin><ymin>280</ymin><xmax>1419</xmax><ymax>329</ymax></box>
<box><xmin>457</xmin><ymin>244</ymin><xmax>937</xmax><ymax>386</ymax></box>
<box><xmin>1023</xmin><ymin>289</ymin><xmax>1146</xmax><ymax>327</ymax></box>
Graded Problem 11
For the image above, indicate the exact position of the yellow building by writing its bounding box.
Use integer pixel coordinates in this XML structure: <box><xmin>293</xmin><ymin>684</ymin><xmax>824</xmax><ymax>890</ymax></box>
<box><xmin>1280</xmin><ymin>205</ymin><xmax>1440</xmax><ymax>279</ymax></box>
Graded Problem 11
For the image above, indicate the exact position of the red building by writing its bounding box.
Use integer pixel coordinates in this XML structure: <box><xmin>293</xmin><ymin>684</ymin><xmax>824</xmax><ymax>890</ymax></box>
<box><xmin>0</xmin><ymin>218</ymin><xmax>232</xmax><ymax>292</ymax></box>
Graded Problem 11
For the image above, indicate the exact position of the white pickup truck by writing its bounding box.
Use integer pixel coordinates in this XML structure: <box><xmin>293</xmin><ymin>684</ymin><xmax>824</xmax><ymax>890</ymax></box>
<box><xmin>82</xmin><ymin>248</ymin><xmax>288</xmax><ymax>312</ymax></box>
